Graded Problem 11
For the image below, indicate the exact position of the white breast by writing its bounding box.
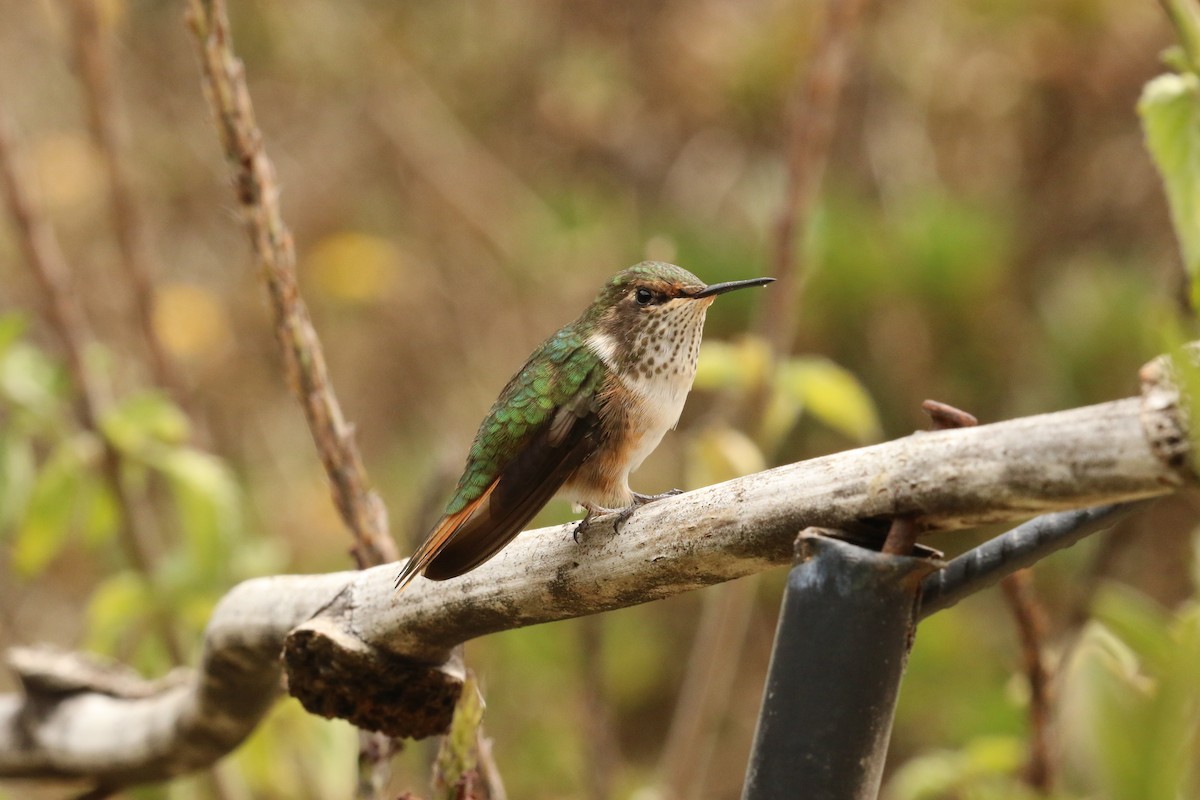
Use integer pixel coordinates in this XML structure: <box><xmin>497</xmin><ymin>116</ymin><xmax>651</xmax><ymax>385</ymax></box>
<box><xmin>588</xmin><ymin>307</ymin><xmax>706</xmax><ymax>477</ymax></box>
<box><xmin>620</xmin><ymin>370</ymin><xmax>692</xmax><ymax>473</ymax></box>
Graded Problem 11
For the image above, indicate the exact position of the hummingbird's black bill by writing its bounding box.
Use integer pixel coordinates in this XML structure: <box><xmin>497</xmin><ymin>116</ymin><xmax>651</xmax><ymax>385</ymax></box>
<box><xmin>691</xmin><ymin>276</ymin><xmax>776</xmax><ymax>299</ymax></box>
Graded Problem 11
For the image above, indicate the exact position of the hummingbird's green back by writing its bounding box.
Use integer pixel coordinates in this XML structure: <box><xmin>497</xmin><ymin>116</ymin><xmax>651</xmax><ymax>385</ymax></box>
<box><xmin>444</xmin><ymin>325</ymin><xmax>606</xmax><ymax>515</ymax></box>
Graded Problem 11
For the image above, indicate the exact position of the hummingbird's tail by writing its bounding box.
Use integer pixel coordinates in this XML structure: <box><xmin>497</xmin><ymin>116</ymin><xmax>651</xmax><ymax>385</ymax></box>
<box><xmin>393</xmin><ymin>483</ymin><xmax>497</xmax><ymax>593</ymax></box>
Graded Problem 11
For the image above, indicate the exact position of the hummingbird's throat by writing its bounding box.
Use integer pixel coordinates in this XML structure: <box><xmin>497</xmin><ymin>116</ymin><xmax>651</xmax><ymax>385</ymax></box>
<box><xmin>589</xmin><ymin>300</ymin><xmax>710</xmax><ymax>387</ymax></box>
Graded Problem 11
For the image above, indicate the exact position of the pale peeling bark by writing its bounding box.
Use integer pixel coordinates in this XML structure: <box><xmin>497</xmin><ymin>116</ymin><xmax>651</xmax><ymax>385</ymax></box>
<box><xmin>1</xmin><ymin>371</ymin><xmax>1194</xmax><ymax>789</ymax></box>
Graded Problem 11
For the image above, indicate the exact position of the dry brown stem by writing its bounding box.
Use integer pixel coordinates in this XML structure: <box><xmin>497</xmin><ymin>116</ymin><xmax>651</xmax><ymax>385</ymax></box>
<box><xmin>756</xmin><ymin>0</ymin><xmax>869</xmax><ymax>353</ymax></box>
<box><xmin>657</xmin><ymin>576</ymin><xmax>757</xmax><ymax>799</ymax></box>
<box><xmin>883</xmin><ymin>399</ymin><xmax>980</xmax><ymax>555</ymax></box>
<box><xmin>64</xmin><ymin>0</ymin><xmax>184</xmax><ymax>403</ymax></box>
<box><xmin>579</xmin><ymin>616</ymin><xmax>619</xmax><ymax>800</ymax></box>
<box><xmin>185</xmin><ymin>0</ymin><xmax>397</xmax><ymax>569</ymax></box>
<box><xmin>1000</xmin><ymin>570</ymin><xmax>1055</xmax><ymax>793</ymax></box>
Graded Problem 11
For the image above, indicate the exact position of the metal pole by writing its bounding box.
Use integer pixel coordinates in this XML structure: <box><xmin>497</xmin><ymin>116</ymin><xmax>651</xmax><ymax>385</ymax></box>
<box><xmin>918</xmin><ymin>501</ymin><xmax>1146</xmax><ymax>619</ymax></box>
<box><xmin>742</xmin><ymin>530</ymin><xmax>940</xmax><ymax>800</ymax></box>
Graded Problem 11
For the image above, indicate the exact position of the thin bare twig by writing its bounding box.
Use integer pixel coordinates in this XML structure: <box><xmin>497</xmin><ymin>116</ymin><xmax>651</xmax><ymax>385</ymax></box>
<box><xmin>184</xmin><ymin>0</ymin><xmax>397</xmax><ymax>571</ymax></box>
<box><xmin>0</xmin><ymin>105</ymin><xmax>183</xmax><ymax>664</ymax></box>
<box><xmin>64</xmin><ymin>0</ymin><xmax>185</xmax><ymax>404</ymax></box>
<box><xmin>881</xmin><ymin>516</ymin><xmax>920</xmax><ymax>556</ymax></box>
<box><xmin>755</xmin><ymin>0</ymin><xmax>869</xmax><ymax>354</ymax></box>
<box><xmin>475</xmin><ymin>729</ymin><xmax>508</xmax><ymax>800</ymax></box>
<box><xmin>1000</xmin><ymin>570</ymin><xmax>1055</xmax><ymax>794</ymax></box>
<box><xmin>923</xmin><ymin>399</ymin><xmax>980</xmax><ymax>431</ymax></box>
<box><xmin>356</xmin><ymin>730</ymin><xmax>400</xmax><ymax>799</ymax></box>
<box><xmin>368</xmin><ymin>56</ymin><xmax>559</xmax><ymax>266</ymax></box>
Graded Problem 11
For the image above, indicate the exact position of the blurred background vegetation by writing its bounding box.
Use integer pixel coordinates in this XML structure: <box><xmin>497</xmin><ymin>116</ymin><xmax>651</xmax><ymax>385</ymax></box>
<box><xmin>2</xmin><ymin>0</ymin><xmax>1199</xmax><ymax>798</ymax></box>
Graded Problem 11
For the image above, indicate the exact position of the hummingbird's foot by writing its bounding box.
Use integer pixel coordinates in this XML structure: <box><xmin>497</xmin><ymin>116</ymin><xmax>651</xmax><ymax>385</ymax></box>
<box><xmin>574</xmin><ymin>502</ymin><xmax>621</xmax><ymax>542</ymax></box>
<box><xmin>614</xmin><ymin>489</ymin><xmax>683</xmax><ymax>530</ymax></box>
<box><xmin>574</xmin><ymin>490</ymin><xmax>686</xmax><ymax>540</ymax></box>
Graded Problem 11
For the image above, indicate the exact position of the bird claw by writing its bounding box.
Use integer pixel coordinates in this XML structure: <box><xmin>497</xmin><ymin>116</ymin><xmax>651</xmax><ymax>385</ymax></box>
<box><xmin>573</xmin><ymin>489</ymin><xmax>685</xmax><ymax>541</ymax></box>
<box><xmin>573</xmin><ymin>505</ymin><xmax>606</xmax><ymax>543</ymax></box>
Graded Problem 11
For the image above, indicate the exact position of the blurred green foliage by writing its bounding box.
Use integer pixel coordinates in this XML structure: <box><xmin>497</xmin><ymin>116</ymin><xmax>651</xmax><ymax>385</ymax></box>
<box><xmin>0</xmin><ymin>312</ymin><xmax>280</xmax><ymax>672</ymax></box>
<box><xmin>1144</xmin><ymin>0</ymin><xmax>1200</xmax><ymax>311</ymax></box>
<box><xmin>1057</xmin><ymin>571</ymin><xmax>1200</xmax><ymax>799</ymax></box>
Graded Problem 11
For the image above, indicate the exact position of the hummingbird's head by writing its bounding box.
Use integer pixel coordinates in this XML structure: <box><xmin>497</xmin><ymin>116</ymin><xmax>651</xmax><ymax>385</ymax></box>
<box><xmin>585</xmin><ymin>262</ymin><xmax>773</xmax><ymax>377</ymax></box>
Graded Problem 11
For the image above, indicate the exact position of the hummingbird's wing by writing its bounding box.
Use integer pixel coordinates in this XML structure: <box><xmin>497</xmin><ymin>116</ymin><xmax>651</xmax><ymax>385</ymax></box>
<box><xmin>395</xmin><ymin>333</ymin><xmax>607</xmax><ymax>592</ymax></box>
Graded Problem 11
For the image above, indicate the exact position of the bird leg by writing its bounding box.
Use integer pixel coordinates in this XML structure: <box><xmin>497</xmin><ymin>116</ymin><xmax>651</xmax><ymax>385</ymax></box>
<box><xmin>573</xmin><ymin>489</ymin><xmax>685</xmax><ymax>542</ymax></box>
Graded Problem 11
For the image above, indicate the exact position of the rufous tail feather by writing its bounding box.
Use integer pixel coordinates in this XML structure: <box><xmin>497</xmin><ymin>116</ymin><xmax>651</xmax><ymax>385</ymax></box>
<box><xmin>394</xmin><ymin>481</ymin><xmax>496</xmax><ymax>594</ymax></box>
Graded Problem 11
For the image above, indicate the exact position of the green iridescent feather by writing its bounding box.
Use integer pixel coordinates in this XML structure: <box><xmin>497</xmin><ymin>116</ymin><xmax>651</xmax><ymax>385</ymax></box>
<box><xmin>443</xmin><ymin>327</ymin><xmax>606</xmax><ymax>515</ymax></box>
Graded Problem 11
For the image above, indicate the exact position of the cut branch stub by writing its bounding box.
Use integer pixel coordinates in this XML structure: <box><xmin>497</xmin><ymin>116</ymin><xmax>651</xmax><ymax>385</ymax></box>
<box><xmin>1140</xmin><ymin>351</ymin><xmax>1194</xmax><ymax>473</ymax></box>
<box><xmin>284</xmin><ymin>617</ymin><xmax>463</xmax><ymax>739</ymax></box>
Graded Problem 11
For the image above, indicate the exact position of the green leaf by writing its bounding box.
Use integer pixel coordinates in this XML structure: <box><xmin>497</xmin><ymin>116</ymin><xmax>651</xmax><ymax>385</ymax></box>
<box><xmin>775</xmin><ymin>357</ymin><xmax>882</xmax><ymax>443</ymax></box>
<box><xmin>1162</xmin><ymin>0</ymin><xmax>1200</xmax><ymax>74</ymax></box>
<box><xmin>11</xmin><ymin>434</ymin><xmax>101</xmax><ymax>577</ymax></box>
<box><xmin>1092</xmin><ymin>583</ymin><xmax>1174</xmax><ymax>670</ymax></box>
<box><xmin>0</xmin><ymin>342</ymin><xmax>63</xmax><ymax>415</ymax></box>
<box><xmin>885</xmin><ymin>736</ymin><xmax>1032</xmax><ymax>800</ymax></box>
<box><xmin>0</xmin><ymin>431</ymin><xmax>35</xmax><ymax>533</ymax></box>
<box><xmin>1059</xmin><ymin>608</ymin><xmax>1200</xmax><ymax>800</ymax></box>
<box><xmin>433</xmin><ymin>670</ymin><xmax>485</xmax><ymax>799</ymax></box>
<box><xmin>80</xmin><ymin>479</ymin><xmax>119</xmax><ymax>548</ymax></box>
<box><xmin>758</xmin><ymin>379</ymin><xmax>805</xmax><ymax>450</ymax></box>
<box><xmin>1139</xmin><ymin>72</ymin><xmax>1200</xmax><ymax>310</ymax></box>
<box><xmin>84</xmin><ymin>572</ymin><xmax>152</xmax><ymax>656</ymax></box>
<box><xmin>149</xmin><ymin>447</ymin><xmax>241</xmax><ymax>579</ymax></box>
<box><xmin>100</xmin><ymin>390</ymin><xmax>191</xmax><ymax>455</ymax></box>
<box><xmin>685</xmin><ymin>425</ymin><xmax>767</xmax><ymax>488</ymax></box>
<box><xmin>1059</xmin><ymin>622</ymin><xmax>1154</xmax><ymax>800</ymax></box>
<box><xmin>0</xmin><ymin>313</ymin><xmax>26</xmax><ymax>357</ymax></box>
<box><xmin>693</xmin><ymin>337</ymin><xmax>770</xmax><ymax>392</ymax></box>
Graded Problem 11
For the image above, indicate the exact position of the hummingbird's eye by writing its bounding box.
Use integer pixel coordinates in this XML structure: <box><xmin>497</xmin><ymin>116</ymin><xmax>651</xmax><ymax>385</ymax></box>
<box><xmin>634</xmin><ymin>287</ymin><xmax>654</xmax><ymax>306</ymax></box>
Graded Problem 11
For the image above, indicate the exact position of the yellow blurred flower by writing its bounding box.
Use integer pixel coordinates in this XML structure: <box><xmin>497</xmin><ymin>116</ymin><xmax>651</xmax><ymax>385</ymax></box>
<box><xmin>153</xmin><ymin>283</ymin><xmax>232</xmax><ymax>363</ymax></box>
<box><xmin>31</xmin><ymin>132</ymin><xmax>105</xmax><ymax>212</ymax></box>
<box><xmin>304</xmin><ymin>232</ymin><xmax>403</xmax><ymax>304</ymax></box>
<box><xmin>97</xmin><ymin>0</ymin><xmax>127</xmax><ymax>29</ymax></box>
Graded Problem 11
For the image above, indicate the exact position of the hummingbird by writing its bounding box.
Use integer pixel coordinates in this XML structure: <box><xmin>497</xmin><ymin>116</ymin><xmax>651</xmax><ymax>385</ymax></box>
<box><xmin>394</xmin><ymin>262</ymin><xmax>773</xmax><ymax>592</ymax></box>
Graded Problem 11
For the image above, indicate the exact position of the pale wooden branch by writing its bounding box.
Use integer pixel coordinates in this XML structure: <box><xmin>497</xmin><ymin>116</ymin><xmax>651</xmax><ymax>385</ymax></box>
<box><xmin>0</xmin><ymin>573</ymin><xmax>352</xmax><ymax>787</ymax></box>
<box><xmin>0</xmin><ymin>373</ymin><xmax>1192</xmax><ymax>788</ymax></box>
